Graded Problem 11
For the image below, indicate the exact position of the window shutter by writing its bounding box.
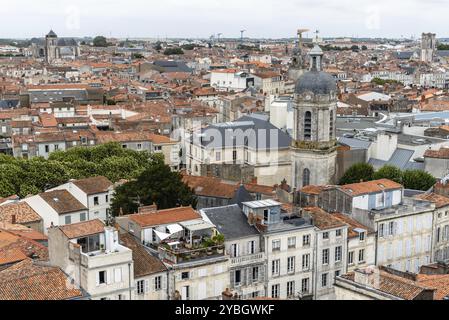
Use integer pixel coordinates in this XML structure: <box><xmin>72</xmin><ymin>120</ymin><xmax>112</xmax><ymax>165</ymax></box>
<box><xmin>106</xmin><ymin>270</ymin><xmax>113</xmax><ymax>285</ymax></box>
<box><xmin>134</xmin><ymin>281</ymin><xmax>138</xmax><ymax>296</ymax></box>
<box><xmin>114</xmin><ymin>268</ymin><xmax>122</xmax><ymax>283</ymax></box>
<box><xmin>145</xmin><ymin>279</ymin><xmax>150</xmax><ymax>293</ymax></box>
<box><xmin>162</xmin><ymin>275</ymin><xmax>167</xmax><ymax>290</ymax></box>
<box><xmin>96</xmin><ymin>272</ymin><xmax>100</xmax><ymax>286</ymax></box>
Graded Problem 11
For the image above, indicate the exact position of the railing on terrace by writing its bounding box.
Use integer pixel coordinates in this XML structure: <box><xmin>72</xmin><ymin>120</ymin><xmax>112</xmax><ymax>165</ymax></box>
<box><xmin>158</xmin><ymin>244</ymin><xmax>226</xmax><ymax>265</ymax></box>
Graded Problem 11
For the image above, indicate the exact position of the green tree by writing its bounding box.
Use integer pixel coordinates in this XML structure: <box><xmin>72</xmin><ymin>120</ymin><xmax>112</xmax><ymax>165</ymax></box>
<box><xmin>93</xmin><ymin>36</ymin><xmax>109</xmax><ymax>47</ymax></box>
<box><xmin>437</xmin><ymin>44</ymin><xmax>449</xmax><ymax>50</ymax></box>
<box><xmin>111</xmin><ymin>157</ymin><xmax>197</xmax><ymax>216</ymax></box>
<box><xmin>163</xmin><ymin>47</ymin><xmax>184</xmax><ymax>55</ymax></box>
<box><xmin>402</xmin><ymin>170</ymin><xmax>436</xmax><ymax>191</ymax></box>
<box><xmin>339</xmin><ymin>163</ymin><xmax>375</xmax><ymax>185</ymax></box>
<box><xmin>373</xmin><ymin>165</ymin><xmax>403</xmax><ymax>184</ymax></box>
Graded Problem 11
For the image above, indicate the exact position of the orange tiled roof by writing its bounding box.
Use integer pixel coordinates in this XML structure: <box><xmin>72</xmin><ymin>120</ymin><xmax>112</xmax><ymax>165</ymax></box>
<box><xmin>340</xmin><ymin>179</ymin><xmax>402</xmax><ymax>196</ymax></box>
<box><xmin>0</xmin><ymin>202</ymin><xmax>42</xmax><ymax>225</ymax></box>
<box><xmin>129</xmin><ymin>206</ymin><xmax>200</xmax><ymax>228</ymax></box>
<box><xmin>415</xmin><ymin>193</ymin><xmax>449</xmax><ymax>209</ymax></box>
<box><xmin>59</xmin><ymin>219</ymin><xmax>105</xmax><ymax>239</ymax></box>
<box><xmin>303</xmin><ymin>207</ymin><xmax>347</xmax><ymax>231</ymax></box>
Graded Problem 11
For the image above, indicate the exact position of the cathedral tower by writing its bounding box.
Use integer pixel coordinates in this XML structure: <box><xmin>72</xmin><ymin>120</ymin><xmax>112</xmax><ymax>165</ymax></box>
<box><xmin>291</xmin><ymin>44</ymin><xmax>338</xmax><ymax>189</ymax></box>
<box><xmin>45</xmin><ymin>30</ymin><xmax>59</xmax><ymax>63</ymax></box>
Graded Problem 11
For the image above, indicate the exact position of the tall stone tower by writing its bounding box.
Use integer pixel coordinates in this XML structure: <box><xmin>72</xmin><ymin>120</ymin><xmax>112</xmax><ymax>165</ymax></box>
<box><xmin>45</xmin><ymin>30</ymin><xmax>59</xmax><ymax>64</ymax></box>
<box><xmin>421</xmin><ymin>33</ymin><xmax>436</xmax><ymax>63</ymax></box>
<box><xmin>291</xmin><ymin>44</ymin><xmax>338</xmax><ymax>189</ymax></box>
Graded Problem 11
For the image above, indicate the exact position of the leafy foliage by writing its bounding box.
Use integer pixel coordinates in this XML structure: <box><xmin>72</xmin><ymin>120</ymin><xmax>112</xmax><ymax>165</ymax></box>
<box><xmin>0</xmin><ymin>143</ymin><xmax>155</xmax><ymax>198</ymax></box>
<box><xmin>111</xmin><ymin>156</ymin><xmax>197</xmax><ymax>216</ymax></box>
<box><xmin>373</xmin><ymin>165</ymin><xmax>403</xmax><ymax>184</ymax></box>
<box><xmin>163</xmin><ymin>47</ymin><xmax>184</xmax><ymax>55</ymax></box>
<box><xmin>402</xmin><ymin>170</ymin><xmax>436</xmax><ymax>191</ymax></box>
<box><xmin>339</xmin><ymin>163</ymin><xmax>375</xmax><ymax>185</ymax></box>
<box><xmin>93</xmin><ymin>36</ymin><xmax>109</xmax><ymax>47</ymax></box>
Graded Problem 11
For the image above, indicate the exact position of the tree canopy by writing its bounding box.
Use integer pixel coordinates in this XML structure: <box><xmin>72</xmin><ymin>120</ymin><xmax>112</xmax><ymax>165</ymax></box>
<box><xmin>340</xmin><ymin>163</ymin><xmax>436</xmax><ymax>191</ymax></box>
<box><xmin>0</xmin><ymin>142</ymin><xmax>154</xmax><ymax>198</ymax></box>
<box><xmin>339</xmin><ymin>163</ymin><xmax>375</xmax><ymax>185</ymax></box>
<box><xmin>110</xmin><ymin>156</ymin><xmax>197</xmax><ymax>216</ymax></box>
<box><xmin>93</xmin><ymin>36</ymin><xmax>109</xmax><ymax>47</ymax></box>
<box><xmin>163</xmin><ymin>47</ymin><xmax>184</xmax><ymax>55</ymax></box>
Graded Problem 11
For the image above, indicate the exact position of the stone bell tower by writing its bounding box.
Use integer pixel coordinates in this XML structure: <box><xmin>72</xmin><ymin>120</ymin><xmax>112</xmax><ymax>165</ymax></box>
<box><xmin>291</xmin><ymin>44</ymin><xmax>338</xmax><ymax>189</ymax></box>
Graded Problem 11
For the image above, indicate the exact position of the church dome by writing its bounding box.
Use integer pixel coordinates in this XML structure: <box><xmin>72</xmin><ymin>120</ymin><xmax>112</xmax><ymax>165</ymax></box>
<box><xmin>295</xmin><ymin>70</ymin><xmax>336</xmax><ymax>95</ymax></box>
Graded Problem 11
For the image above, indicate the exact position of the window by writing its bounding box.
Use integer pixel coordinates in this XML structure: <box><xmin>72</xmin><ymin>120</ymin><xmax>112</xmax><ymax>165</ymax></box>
<box><xmin>287</xmin><ymin>257</ymin><xmax>295</xmax><ymax>273</ymax></box>
<box><xmin>118</xmin><ymin>294</ymin><xmax>124</xmax><ymax>300</ymax></box>
<box><xmin>322</xmin><ymin>249</ymin><xmax>329</xmax><ymax>265</ymax></box>
<box><xmin>54</xmin><ymin>144</ymin><xmax>59</xmax><ymax>151</ymax></box>
<box><xmin>323</xmin><ymin>232</ymin><xmax>329</xmax><ymax>240</ymax></box>
<box><xmin>287</xmin><ymin>281</ymin><xmax>295</xmax><ymax>298</ymax></box>
<box><xmin>114</xmin><ymin>268</ymin><xmax>122</xmax><ymax>283</ymax></box>
<box><xmin>272</xmin><ymin>260</ymin><xmax>280</xmax><ymax>276</ymax></box>
<box><xmin>94</xmin><ymin>196</ymin><xmax>99</xmax><ymax>206</ymax></box>
<box><xmin>336</xmin><ymin>229</ymin><xmax>342</xmax><ymax>237</ymax></box>
<box><xmin>271</xmin><ymin>284</ymin><xmax>280</xmax><ymax>299</ymax></box>
<box><xmin>215</xmin><ymin>152</ymin><xmax>221</xmax><ymax>161</ymax></box>
<box><xmin>388</xmin><ymin>221</ymin><xmax>395</xmax><ymax>236</ymax></box>
<box><xmin>329</xmin><ymin>110</ymin><xmax>334</xmax><ymax>139</ymax></box>
<box><xmin>302</xmin><ymin>254</ymin><xmax>310</xmax><ymax>270</ymax></box>
<box><xmin>304</xmin><ymin>111</ymin><xmax>312</xmax><ymax>140</ymax></box>
<box><xmin>45</xmin><ymin>145</ymin><xmax>49</xmax><ymax>153</ymax></box>
<box><xmin>252</xmin><ymin>267</ymin><xmax>259</xmax><ymax>282</ymax></box>
<box><xmin>231</xmin><ymin>244</ymin><xmax>239</xmax><ymax>257</ymax></box>
<box><xmin>233</xmin><ymin>150</ymin><xmax>237</xmax><ymax>161</ymax></box>
<box><xmin>105</xmin><ymin>195</ymin><xmax>109</xmax><ymax>203</ymax></box>
<box><xmin>248</xmin><ymin>241</ymin><xmax>256</xmax><ymax>254</ymax></box>
<box><xmin>335</xmin><ymin>246</ymin><xmax>342</xmax><ymax>262</ymax></box>
<box><xmin>303</xmin><ymin>168</ymin><xmax>310</xmax><ymax>187</ymax></box>
<box><xmin>379</xmin><ymin>224</ymin><xmax>384</xmax><ymax>238</ymax></box>
<box><xmin>437</xmin><ymin>227</ymin><xmax>441</xmax><ymax>243</ymax></box>
<box><xmin>301</xmin><ymin>278</ymin><xmax>309</xmax><ymax>294</ymax></box>
<box><xmin>137</xmin><ymin>144</ymin><xmax>142</xmax><ymax>150</ymax></box>
<box><xmin>80</xmin><ymin>212</ymin><xmax>86</xmax><ymax>222</ymax></box>
<box><xmin>335</xmin><ymin>270</ymin><xmax>341</xmax><ymax>278</ymax></box>
<box><xmin>272</xmin><ymin>240</ymin><xmax>281</xmax><ymax>251</ymax></box>
<box><xmin>154</xmin><ymin>146</ymin><xmax>162</xmax><ymax>151</ymax></box>
<box><xmin>348</xmin><ymin>251</ymin><xmax>354</xmax><ymax>265</ymax></box>
<box><xmin>359</xmin><ymin>232</ymin><xmax>366</xmax><ymax>241</ymax></box>
<box><xmin>181</xmin><ymin>272</ymin><xmax>190</xmax><ymax>280</ymax></box>
<box><xmin>154</xmin><ymin>276</ymin><xmax>162</xmax><ymax>291</ymax></box>
<box><xmin>235</xmin><ymin>270</ymin><xmax>242</xmax><ymax>286</ymax></box>
<box><xmin>65</xmin><ymin>215</ymin><xmax>72</xmax><ymax>225</ymax></box>
<box><xmin>359</xmin><ymin>249</ymin><xmax>365</xmax><ymax>262</ymax></box>
<box><xmin>263</xmin><ymin>209</ymin><xmax>270</xmax><ymax>224</ymax></box>
<box><xmin>303</xmin><ymin>235</ymin><xmax>311</xmax><ymax>246</ymax></box>
<box><xmin>321</xmin><ymin>273</ymin><xmax>328</xmax><ymax>288</ymax></box>
<box><xmin>99</xmin><ymin>271</ymin><xmax>106</xmax><ymax>285</ymax></box>
<box><xmin>288</xmin><ymin>237</ymin><xmax>296</xmax><ymax>249</ymax></box>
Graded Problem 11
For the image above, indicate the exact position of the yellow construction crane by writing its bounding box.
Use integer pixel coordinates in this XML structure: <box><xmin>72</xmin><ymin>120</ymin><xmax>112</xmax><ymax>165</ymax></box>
<box><xmin>297</xmin><ymin>29</ymin><xmax>310</xmax><ymax>48</ymax></box>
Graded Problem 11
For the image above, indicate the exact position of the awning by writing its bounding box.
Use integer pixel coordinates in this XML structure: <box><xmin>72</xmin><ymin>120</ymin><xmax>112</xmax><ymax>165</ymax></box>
<box><xmin>180</xmin><ymin>220</ymin><xmax>215</xmax><ymax>232</ymax></box>
<box><xmin>167</xmin><ymin>224</ymin><xmax>183</xmax><ymax>234</ymax></box>
<box><xmin>154</xmin><ymin>230</ymin><xmax>171</xmax><ymax>241</ymax></box>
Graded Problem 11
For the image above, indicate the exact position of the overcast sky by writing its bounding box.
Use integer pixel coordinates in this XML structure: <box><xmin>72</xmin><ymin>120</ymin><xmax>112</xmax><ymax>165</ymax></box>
<box><xmin>0</xmin><ymin>0</ymin><xmax>448</xmax><ymax>39</ymax></box>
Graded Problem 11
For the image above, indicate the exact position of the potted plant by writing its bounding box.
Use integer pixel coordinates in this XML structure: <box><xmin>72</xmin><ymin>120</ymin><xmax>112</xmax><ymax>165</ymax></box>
<box><xmin>100</xmin><ymin>244</ymin><xmax>105</xmax><ymax>252</ymax></box>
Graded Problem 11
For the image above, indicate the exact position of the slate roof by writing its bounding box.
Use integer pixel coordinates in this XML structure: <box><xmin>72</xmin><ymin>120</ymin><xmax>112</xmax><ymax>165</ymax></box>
<box><xmin>369</xmin><ymin>148</ymin><xmax>422</xmax><ymax>171</ymax></box>
<box><xmin>338</xmin><ymin>137</ymin><xmax>372</xmax><ymax>150</ymax></box>
<box><xmin>196</xmin><ymin>115</ymin><xmax>292</xmax><ymax>150</ymax></box>
<box><xmin>119</xmin><ymin>233</ymin><xmax>167</xmax><ymax>278</ymax></box>
<box><xmin>153</xmin><ymin>60</ymin><xmax>192</xmax><ymax>73</ymax></box>
<box><xmin>202</xmin><ymin>204</ymin><xmax>259</xmax><ymax>240</ymax></box>
<box><xmin>295</xmin><ymin>71</ymin><xmax>336</xmax><ymax>95</ymax></box>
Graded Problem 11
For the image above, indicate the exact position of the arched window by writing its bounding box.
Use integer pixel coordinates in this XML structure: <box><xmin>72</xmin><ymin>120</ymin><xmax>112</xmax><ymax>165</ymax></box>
<box><xmin>303</xmin><ymin>168</ymin><xmax>311</xmax><ymax>187</ymax></box>
<box><xmin>329</xmin><ymin>110</ymin><xmax>334</xmax><ymax>139</ymax></box>
<box><xmin>304</xmin><ymin>111</ymin><xmax>312</xmax><ymax>141</ymax></box>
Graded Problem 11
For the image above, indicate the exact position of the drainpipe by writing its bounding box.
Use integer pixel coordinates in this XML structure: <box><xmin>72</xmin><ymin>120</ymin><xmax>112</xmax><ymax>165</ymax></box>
<box><xmin>128</xmin><ymin>263</ymin><xmax>132</xmax><ymax>300</ymax></box>
<box><xmin>374</xmin><ymin>221</ymin><xmax>379</xmax><ymax>266</ymax></box>
<box><xmin>313</xmin><ymin>231</ymin><xmax>318</xmax><ymax>300</ymax></box>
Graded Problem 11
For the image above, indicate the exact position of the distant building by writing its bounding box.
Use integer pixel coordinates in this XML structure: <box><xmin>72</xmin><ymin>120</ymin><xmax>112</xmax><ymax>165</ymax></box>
<box><xmin>421</xmin><ymin>33</ymin><xmax>436</xmax><ymax>63</ymax></box>
<box><xmin>31</xmin><ymin>30</ymin><xmax>80</xmax><ymax>64</ymax></box>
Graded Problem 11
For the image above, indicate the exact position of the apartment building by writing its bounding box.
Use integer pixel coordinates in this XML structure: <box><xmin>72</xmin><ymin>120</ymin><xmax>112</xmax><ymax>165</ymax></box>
<box><xmin>202</xmin><ymin>204</ymin><xmax>266</xmax><ymax>299</ymax></box>
<box><xmin>48</xmin><ymin>220</ymin><xmax>134</xmax><ymax>300</ymax></box>
<box><xmin>116</xmin><ymin>206</ymin><xmax>230</xmax><ymax>300</ymax></box>
<box><xmin>48</xmin><ymin>176</ymin><xmax>114</xmax><ymax>223</ymax></box>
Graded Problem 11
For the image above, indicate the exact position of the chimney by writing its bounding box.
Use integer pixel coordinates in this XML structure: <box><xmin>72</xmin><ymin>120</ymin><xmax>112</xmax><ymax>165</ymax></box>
<box><xmin>11</xmin><ymin>214</ymin><xmax>16</xmax><ymax>225</ymax></box>
<box><xmin>222</xmin><ymin>288</ymin><xmax>233</xmax><ymax>300</ymax></box>
<box><xmin>354</xmin><ymin>266</ymin><xmax>380</xmax><ymax>289</ymax></box>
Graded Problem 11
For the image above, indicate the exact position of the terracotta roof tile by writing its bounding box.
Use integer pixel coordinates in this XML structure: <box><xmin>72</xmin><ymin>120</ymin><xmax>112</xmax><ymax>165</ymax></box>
<box><xmin>59</xmin><ymin>219</ymin><xmax>105</xmax><ymax>239</ymax></box>
<box><xmin>0</xmin><ymin>202</ymin><xmax>42</xmax><ymax>224</ymax></box>
<box><xmin>303</xmin><ymin>207</ymin><xmax>347</xmax><ymax>231</ymax></box>
<box><xmin>129</xmin><ymin>207</ymin><xmax>200</xmax><ymax>228</ymax></box>
<box><xmin>340</xmin><ymin>179</ymin><xmax>402</xmax><ymax>196</ymax></box>
<box><xmin>39</xmin><ymin>190</ymin><xmax>87</xmax><ymax>215</ymax></box>
<box><xmin>72</xmin><ymin>176</ymin><xmax>113</xmax><ymax>195</ymax></box>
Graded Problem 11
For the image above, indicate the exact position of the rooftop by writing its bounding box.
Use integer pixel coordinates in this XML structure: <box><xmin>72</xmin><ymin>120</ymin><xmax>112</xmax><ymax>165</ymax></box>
<box><xmin>59</xmin><ymin>219</ymin><xmax>105</xmax><ymax>239</ymax></box>
<box><xmin>129</xmin><ymin>206</ymin><xmax>201</xmax><ymax>228</ymax></box>
<box><xmin>39</xmin><ymin>190</ymin><xmax>87</xmax><ymax>215</ymax></box>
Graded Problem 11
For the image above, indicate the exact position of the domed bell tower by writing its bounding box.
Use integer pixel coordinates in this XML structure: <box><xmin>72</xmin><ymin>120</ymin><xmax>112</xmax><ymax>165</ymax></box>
<box><xmin>291</xmin><ymin>44</ymin><xmax>338</xmax><ymax>190</ymax></box>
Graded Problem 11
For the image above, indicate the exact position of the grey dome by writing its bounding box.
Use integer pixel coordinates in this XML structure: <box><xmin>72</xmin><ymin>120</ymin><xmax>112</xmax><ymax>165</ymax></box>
<box><xmin>295</xmin><ymin>70</ymin><xmax>336</xmax><ymax>95</ymax></box>
<box><xmin>47</xmin><ymin>30</ymin><xmax>57</xmax><ymax>38</ymax></box>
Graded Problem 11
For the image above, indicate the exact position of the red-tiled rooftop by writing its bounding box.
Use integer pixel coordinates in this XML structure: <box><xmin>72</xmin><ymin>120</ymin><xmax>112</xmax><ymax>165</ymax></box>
<box><xmin>129</xmin><ymin>206</ymin><xmax>201</xmax><ymax>228</ymax></box>
<box><xmin>59</xmin><ymin>219</ymin><xmax>105</xmax><ymax>239</ymax></box>
<box><xmin>340</xmin><ymin>179</ymin><xmax>402</xmax><ymax>196</ymax></box>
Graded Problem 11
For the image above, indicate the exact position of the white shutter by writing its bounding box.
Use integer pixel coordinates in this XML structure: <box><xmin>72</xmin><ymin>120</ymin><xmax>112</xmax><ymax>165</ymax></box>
<box><xmin>198</xmin><ymin>282</ymin><xmax>207</xmax><ymax>300</ymax></box>
<box><xmin>106</xmin><ymin>270</ymin><xmax>113</xmax><ymax>285</ymax></box>
<box><xmin>114</xmin><ymin>268</ymin><xmax>122</xmax><ymax>283</ymax></box>
<box><xmin>96</xmin><ymin>272</ymin><xmax>100</xmax><ymax>286</ymax></box>
<box><xmin>396</xmin><ymin>241</ymin><xmax>402</xmax><ymax>259</ymax></box>
<box><xmin>145</xmin><ymin>279</ymin><xmax>150</xmax><ymax>293</ymax></box>
<box><xmin>415</xmin><ymin>237</ymin><xmax>421</xmax><ymax>254</ymax></box>
<box><xmin>162</xmin><ymin>275</ymin><xmax>167</xmax><ymax>290</ymax></box>
<box><xmin>134</xmin><ymin>281</ymin><xmax>138</xmax><ymax>296</ymax></box>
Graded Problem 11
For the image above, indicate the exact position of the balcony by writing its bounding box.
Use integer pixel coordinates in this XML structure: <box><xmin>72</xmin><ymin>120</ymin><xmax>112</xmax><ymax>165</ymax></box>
<box><xmin>158</xmin><ymin>243</ymin><xmax>226</xmax><ymax>267</ymax></box>
<box><xmin>230</xmin><ymin>253</ymin><xmax>265</xmax><ymax>267</ymax></box>
<box><xmin>69</xmin><ymin>242</ymin><xmax>132</xmax><ymax>269</ymax></box>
